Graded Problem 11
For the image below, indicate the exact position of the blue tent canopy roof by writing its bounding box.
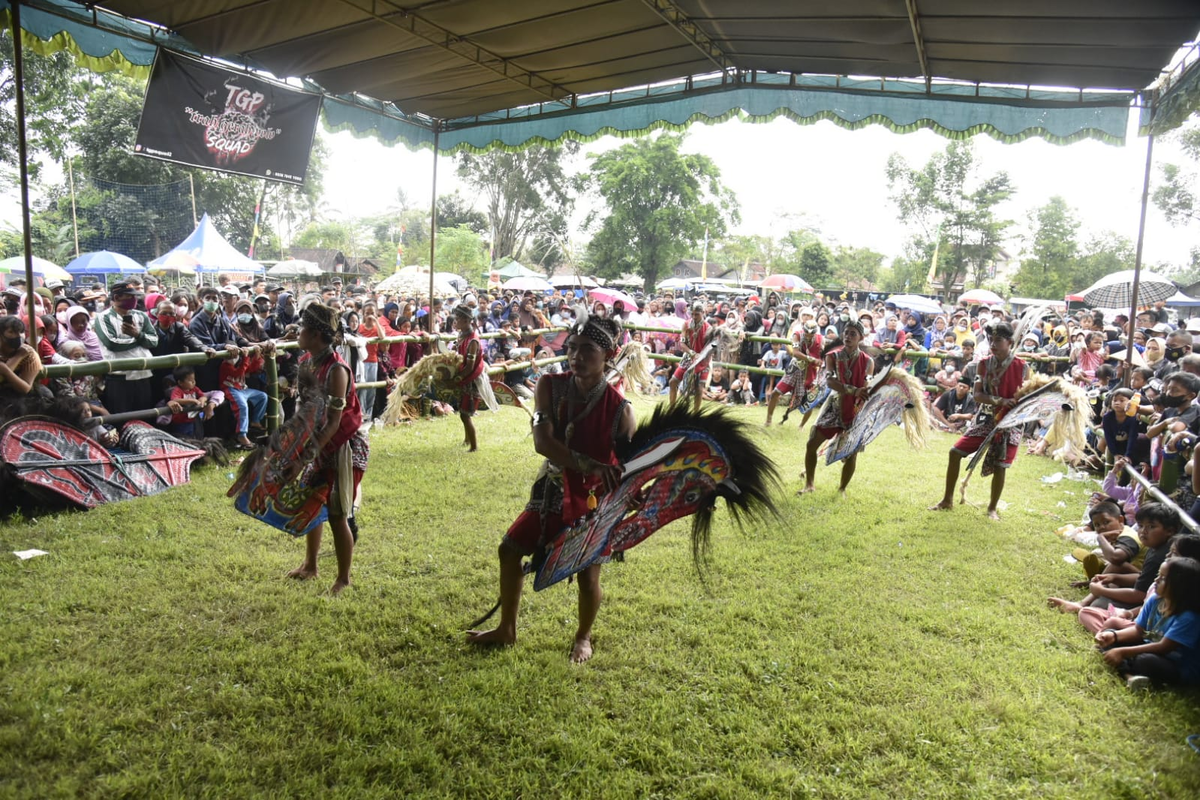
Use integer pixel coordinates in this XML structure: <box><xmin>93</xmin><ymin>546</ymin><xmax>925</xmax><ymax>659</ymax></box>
<box><xmin>147</xmin><ymin>214</ymin><xmax>262</xmax><ymax>274</ymax></box>
<box><xmin>3</xmin><ymin>0</ymin><xmax>1198</xmax><ymax>152</ymax></box>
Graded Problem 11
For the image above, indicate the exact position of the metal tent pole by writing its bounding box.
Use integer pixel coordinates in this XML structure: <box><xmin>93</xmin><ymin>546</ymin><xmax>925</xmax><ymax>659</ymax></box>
<box><xmin>10</xmin><ymin>0</ymin><xmax>38</xmax><ymax>346</ymax></box>
<box><xmin>1125</xmin><ymin>133</ymin><xmax>1155</xmax><ymax>387</ymax></box>
<box><xmin>428</xmin><ymin>128</ymin><xmax>439</xmax><ymax>322</ymax></box>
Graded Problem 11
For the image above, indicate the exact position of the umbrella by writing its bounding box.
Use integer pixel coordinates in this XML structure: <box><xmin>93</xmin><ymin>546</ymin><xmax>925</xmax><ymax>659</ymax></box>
<box><xmin>886</xmin><ymin>294</ymin><xmax>943</xmax><ymax>315</ymax></box>
<box><xmin>64</xmin><ymin>250</ymin><xmax>146</xmax><ymax>275</ymax></box>
<box><xmin>147</xmin><ymin>252</ymin><xmax>199</xmax><ymax>276</ymax></box>
<box><xmin>267</xmin><ymin>260</ymin><xmax>322</xmax><ymax>278</ymax></box>
<box><xmin>589</xmin><ymin>287</ymin><xmax>637</xmax><ymax>309</ymax></box>
<box><xmin>550</xmin><ymin>273</ymin><xmax>599</xmax><ymax>288</ymax></box>
<box><xmin>376</xmin><ymin>271</ymin><xmax>456</xmax><ymax>296</ymax></box>
<box><xmin>396</xmin><ymin>265</ymin><xmax>468</xmax><ymax>291</ymax></box>
<box><xmin>1080</xmin><ymin>269</ymin><xmax>1176</xmax><ymax>309</ymax></box>
<box><xmin>0</xmin><ymin>256</ymin><xmax>72</xmax><ymax>282</ymax></box>
<box><xmin>502</xmin><ymin>276</ymin><xmax>554</xmax><ymax>292</ymax></box>
<box><xmin>496</xmin><ymin>260</ymin><xmax>544</xmax><ymax>279</ymax></box>
<box><xmin>959</xmin><ymin>288</ymin><xmax>1004</xmax><ymax>306</ymax></box>
<box><xmin>759</xmin><ymin>273</ymin><xmax>814</xmax><ymax>293</ymax></box>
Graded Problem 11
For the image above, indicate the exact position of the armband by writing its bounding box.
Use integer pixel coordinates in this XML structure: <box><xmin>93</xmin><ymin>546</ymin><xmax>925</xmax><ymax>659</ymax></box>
<box><xmin>532</xmin><ymin>411</ymin><xmax>551</xmax><ymax>427</ymax></box>
<box><xmin>327</xmin><ymin>395</ymin><xmax>347</xmax><ymax>411</ymax></box>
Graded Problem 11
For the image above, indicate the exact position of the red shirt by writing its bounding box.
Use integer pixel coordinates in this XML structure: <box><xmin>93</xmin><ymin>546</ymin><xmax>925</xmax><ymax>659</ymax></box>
<box><xmin>169</xmin><ymin>385</ymin><xmax>205</xmax><ymax>426</ymax></box>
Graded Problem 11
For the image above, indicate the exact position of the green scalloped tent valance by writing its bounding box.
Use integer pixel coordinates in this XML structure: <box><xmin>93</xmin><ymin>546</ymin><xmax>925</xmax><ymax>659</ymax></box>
<box><xmin>3</xmin><ymin>0</ymin><xmax>1135</xmax><ymax>155</ymax></box>
<box><xmin>1140</xmin><ymin>57</ymin><xmax>1200</xmax><ymax>136</ymax></box>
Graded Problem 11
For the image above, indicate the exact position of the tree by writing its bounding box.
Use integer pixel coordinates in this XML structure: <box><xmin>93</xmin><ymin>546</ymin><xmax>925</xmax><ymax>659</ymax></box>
<box><xmin>0</xmin><ymin>30</ymin><xmax>94</xmax><ymax>183</ymax></box>
<box><xmin>435</xmin><ymin>225</ymin><xmax>488</xmax><ymax>279</ymax></box>
<box><xmin>436</xmin><ymin>191</ymin><xmax>488</xmax><ymax>235</ymax></box>
<box><xmin>1075</xmin><ymin>232</ymin><xmax>1135</xmax><ymax>290</ymax></box>
<box><xmin>887</xmin><ymin>141</ymin><xmax>1014</xmax><ymax>296</ymax></box>
<box><xmin>877</xmin><ymin>252</ymin><xmax>931</xmax><ymax>294</ymax></box>
<box><xmin>1153</xmin><ymin>121</ymin><xmax>1200</xmax><ymax>227</ymax></box>
<box><xmin>798</xmin><ymin>241</ymin><xmax>832</xmax><ymax>287</ymax></box>
<box><xmin>1012</xmin><ymin>196</ymin><xmax>1080</xmax><ymax>299</ymax></box>
<box><xmin>583</xmin><ymin>134</ymin><xmax>738</xmax><ymax>293</ymax></box>
<box><xmin>456</xmin><ymin>143</ymin><xmax>578</xmax><ymax>261</ymax></box>
<box><xmin>830</xmin><ymin>245</ymin><xmax>885</xmax><ymax>289</ymax></box>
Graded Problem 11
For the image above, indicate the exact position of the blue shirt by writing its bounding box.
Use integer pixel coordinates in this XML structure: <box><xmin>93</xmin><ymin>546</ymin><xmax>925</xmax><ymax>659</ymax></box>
<box><xmin>1135</xmin><ymin>594</ymin><xmax>1200</xmax><ymax>684</ymax></box>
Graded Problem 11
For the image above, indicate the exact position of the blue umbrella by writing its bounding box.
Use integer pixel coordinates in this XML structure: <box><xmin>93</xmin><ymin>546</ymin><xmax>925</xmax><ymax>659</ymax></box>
<box><xmin>886</xmin><ymin>294</ymin><xmax>943</xmax><ymax>315</ymax></box>
<box><xmin>65</xmin><ymin>250</ymin><xmax>147</xmax><ymax>275</ymax></box>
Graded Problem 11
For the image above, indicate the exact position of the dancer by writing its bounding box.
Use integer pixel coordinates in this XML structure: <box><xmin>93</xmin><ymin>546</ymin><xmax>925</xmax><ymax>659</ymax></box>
<box><xmin>282</xmin><ymin>303</ymin><xmax>370</xmax><ymax>594</ymax></box>
<box><xmin>800</xmin><ymin>320</ymin><xmax>873</xmax><ymax>496</ymax></box>
<box><xmin>452</xmin><ymin>304</ymin><xmax>485</xmax><ymax>451</ymax></box>
<box><xmin>930</xmin><ymin>321</ymin><xmax>1026</xmax><ymax>519</ymax></box>
<box><xmin>668</xmin><ymin>302</ymin><xmax>713</xmax><ymax>413</ymax></box>
<box><xmin>468</xmin><ymin>313</ymin><xmax>634</xmax><ymax>663</ymax></box>
<box><xmin>764</xmin><ymin>319</ymin><xmax>823</xmax><ymax>426</ymax></box>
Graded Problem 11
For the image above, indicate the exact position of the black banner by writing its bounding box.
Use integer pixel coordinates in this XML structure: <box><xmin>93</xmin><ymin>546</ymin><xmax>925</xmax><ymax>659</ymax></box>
<box><xmin>134</xmin><ymin>51</ymin><xmax>320</xmax><ymax>185</ymax></box>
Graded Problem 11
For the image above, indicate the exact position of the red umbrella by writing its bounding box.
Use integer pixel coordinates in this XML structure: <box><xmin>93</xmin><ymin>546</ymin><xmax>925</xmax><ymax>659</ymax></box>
<box><xmin>589</xmin><ymin>287</ymin><xmax>637</xmax><ymax>308</ymax></box>
<box><xmin>759</xmin><ymin>274</ymin><xmax>813</xmax><ymax>293</ymax></box>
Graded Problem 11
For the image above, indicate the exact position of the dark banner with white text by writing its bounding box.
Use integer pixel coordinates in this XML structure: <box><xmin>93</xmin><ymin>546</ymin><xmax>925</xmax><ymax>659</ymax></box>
<box><xmin>134</xmin><ymin>51</ymin><xmax>320</xmax><ymax>185</ymax></box>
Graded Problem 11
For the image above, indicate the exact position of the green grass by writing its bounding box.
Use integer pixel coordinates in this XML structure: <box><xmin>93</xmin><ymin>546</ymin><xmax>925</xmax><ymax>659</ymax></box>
<box><xmin>2</xmin><ymin>402</ymin><xmax>1199</xmax><ymax>799</ymax></box>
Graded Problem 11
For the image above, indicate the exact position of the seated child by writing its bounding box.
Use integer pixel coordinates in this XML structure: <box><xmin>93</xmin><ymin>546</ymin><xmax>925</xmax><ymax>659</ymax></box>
<box><xmin>1095</xmin><ymin>555</ymin><xmax>1200</xmax><ymax>689</ymax></box>
<box><xmin>1096</xmin><ymin>533</ymin><xmax>1200</xmax><ymax>637</ymax></box>
<box><xmin>703</xmin><ymin>364</ymin><xmax>730</xmax><ymax>403</ymax></box>
<box><xmin>934</xmin><ymin>357</ymin><xmax>962</xmax><ymax>392</ymax></box>
<box><xmin>1067</xmin><ymin>500</ymin><xmax>1143</xmax><ymax>580</ymax></box>
<box><xmin>166</xmin><ymin>365</ymin><xmax>221</xmax><ymax>438</ymax></box>
<box><xmin>728</xmin><ymin>368</ymin><xmax>756</xmax><ymax>405</ymax></box>
<box><xmin>53</xmin><ymin>340</ymin><xmax>108</xmax><ymax>416</ymax></box>
<box><xmin>219</xmin><ymin>350</ymin><xmax>268</xmax><ymax>450</ymax></box>
<box><xmin>1049</xmin><ymin>502</ymin><xmax>1180</xmax><ymax>633</ymax></box>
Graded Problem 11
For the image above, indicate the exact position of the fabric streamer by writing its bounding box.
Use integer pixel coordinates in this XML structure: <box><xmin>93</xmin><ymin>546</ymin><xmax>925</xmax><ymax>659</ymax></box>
<box><xmin>608</xmin><ymin>342</ymin><xmax>654</xmax><ymax>395</ymax></box>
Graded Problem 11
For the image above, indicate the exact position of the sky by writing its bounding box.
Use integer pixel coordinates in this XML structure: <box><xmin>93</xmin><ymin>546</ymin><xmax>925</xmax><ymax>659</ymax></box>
<box><xmin>316</xmin><ymin>110</ymin><xmax>1197</xmax><ymax>273</ymax></box>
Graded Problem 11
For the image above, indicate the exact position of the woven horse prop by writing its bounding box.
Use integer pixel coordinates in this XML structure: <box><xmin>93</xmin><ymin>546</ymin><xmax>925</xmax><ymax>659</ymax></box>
<box><xmin>823</xmin><ymin>366</ymin><xmax>930</xmax><ymax>464</ymax></box>
<box><xmin>779</xmin><ymin>351</ymin><xmax>830</xmax><ymax>424</ymax></box>
<box><xmin>1</xmin><ymin>418</ymin><xmax>207</xmax><ymax>509</ymax></box>
<box><xmin>958</xmin><ymin>374</ymin><xmax>1090</xmax><ymax>503</ymax></box>
<box><xmin>228</xmin><ymin>370</ymin><xmax>330</xmax><ymax>536</ymax></box>
<box><xmin>469</xmin><ymin>404</ymin><xmax>780</xmax><ymax>626</ymax></box>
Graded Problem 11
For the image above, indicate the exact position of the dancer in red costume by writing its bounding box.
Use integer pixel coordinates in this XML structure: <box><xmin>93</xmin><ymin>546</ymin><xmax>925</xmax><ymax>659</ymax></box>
<box><xmin>930</xmin><ymin>321</ymin><xmax>1026</xmax><ymax>520</ymax></box>
<box><xmin>452</xmin><ymin>305</ymin><xmax>485</xmax><ymax>452</ymax></box>
<box><xmin>799</xmin><ymin>320</ymin><xmax>874</xmax><ymax>496</ymax></box>
<box><xmin>668</xmin><ymin>302</ymin><xmax>712</xmax><ymax>413</ymax></box>
<box><xmin>284</xmin><ymin>303</ymin><xmax>370</xmax><ymax>594</ymax></box>
<box><xmin>468</xmin><ymin>312</ymin><xmax>635</xmax><ymax>663</ymax></box>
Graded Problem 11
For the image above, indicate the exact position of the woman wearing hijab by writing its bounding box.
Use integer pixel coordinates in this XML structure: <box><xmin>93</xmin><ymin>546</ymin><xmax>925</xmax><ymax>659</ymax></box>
<box><xmin>58</xmin><ymin>305</ymin><xmax>103</xmax><ymax>362</ymax></box>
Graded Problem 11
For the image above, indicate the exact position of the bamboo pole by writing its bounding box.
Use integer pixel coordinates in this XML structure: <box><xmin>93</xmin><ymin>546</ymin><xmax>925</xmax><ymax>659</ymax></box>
<box><xmin>264</xmin><ymin>350</ymin><xmax>280</xmax><ymax>433</ymax></box>
<box><xmin>1124</xmin><ymin>134</ymin><xmax>1155</xmax><ymax>388</ymax></box>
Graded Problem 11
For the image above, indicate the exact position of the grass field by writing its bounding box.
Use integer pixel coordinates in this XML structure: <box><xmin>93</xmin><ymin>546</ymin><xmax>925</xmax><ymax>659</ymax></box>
<box><xmin>2</xmin><ymin>401</ymin><xmax>1199</xmax><ymax>798</ymax></box>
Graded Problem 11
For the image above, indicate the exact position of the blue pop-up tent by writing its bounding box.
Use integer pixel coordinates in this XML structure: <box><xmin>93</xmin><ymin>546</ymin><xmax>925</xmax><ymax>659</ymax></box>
<box><xmin>147</xmin><ymin>214</ymin><xmax>262</xmax><ymax>275</ymax></box>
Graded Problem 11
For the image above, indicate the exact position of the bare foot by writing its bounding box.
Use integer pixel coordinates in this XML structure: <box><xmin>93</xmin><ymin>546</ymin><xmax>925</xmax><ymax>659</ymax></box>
<box><xmin>928</xmin><ymin>501</ymin><xmax>953</xmax><ymax>511</ymax></box>
<box><xmin>838</xmin><ymin>489</ymin><xmax>847</xmax><ymax>498</ymax></box>
<box><xmin>467</xmin><ymin>628</ymin><xmax>516</xmax><ymax>647</ymax></box>
<box><xmin>287</xmin><ymin>565</ymin><xmax>317</xmax><ymax>580</ymax></box>
<box><xmin>570</xmin><ymin>636</ymin><xmax>594</xmax><ymax>664</ymax></box>
<box><xmin>1047</xmin><ymin>597</ymin><xmax>1082</xmax><ymax>614</ymax></box>
<box><xmin>987</xmin><ymin>509</ymin><xmax>1001</xmax><ymax>521</ymax></box>
<box><xmin>1069</xmin><ymin>580</ymin><xmax>1090</xmax><ymax>589</ymax></box>
<box><xmin>327</xmin><ymin>578</ymin><xmax>350</xmax><ymax>595</ymax></box>
<box><xmin>467</xmin><ymin>446</ymin><xmax>478</xmax><ymax>453</ymax></box>
<box><xmin>797</xmin><ymin>485</ymin><xmax>816</xmax><ymax>495</ymax></box>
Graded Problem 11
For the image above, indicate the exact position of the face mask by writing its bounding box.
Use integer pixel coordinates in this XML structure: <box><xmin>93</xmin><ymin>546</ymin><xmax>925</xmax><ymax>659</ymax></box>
<box><xmin>238</xmin><ymin>313</ymin><xmax>254</xmax><ymax>325</ymax></box>
<box><xmin>157</xmin><ymin>314</ymin><xmax>176</xmax><ymax>327</ymax></box>
<box><xmin>1023</xmin><ymin>344</ymin><xmax>1036</xmax><ymax>351</ymax></box>
<box><xmin>203</xmin><ymin>301</ymin><xmax>219</xmax><ymax>314</ymax></box>
<box><xmin>840</xmin><ymin>314</ymin><xmax>850</xmax><ymax>322</ymax></box>
<box><xmin>536</xmin><ymin>302</ymin><xmax>543</xmax><ymax>309</ymax></box>
<box><xmin>1160</xmin><ymin>393</ymin><xmax>1189</xmax><ymax>408</ymax></box>
<box><xmin>117</xmin><ymin>297</ymin><xmax>137</xmax><ymax>311</ymax></box>
<box><xmin>791</xmin><ymin>310</ymin><xmax>799</xmax><ymax>319</ymax></box>
<box><xmin>176</xmin><ymin>305</ymin><xmax>188</xmax><ymax>317</ymax></box>
<box><xmin>1167</xmin><ymin>346</ymin><xmax>1186</xmax><ymax>360</ymax></box>
<box><xmin>2</xmin><ymin>335</ymin><xmax>22</xmax><ymax>353</ymax></box>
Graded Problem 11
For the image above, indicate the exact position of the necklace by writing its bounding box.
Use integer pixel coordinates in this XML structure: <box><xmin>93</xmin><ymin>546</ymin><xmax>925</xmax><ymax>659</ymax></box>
<box><xmin>561</xmin><ymin>375</ymin><xmax>606</xmax><ymax>447</ymax></box>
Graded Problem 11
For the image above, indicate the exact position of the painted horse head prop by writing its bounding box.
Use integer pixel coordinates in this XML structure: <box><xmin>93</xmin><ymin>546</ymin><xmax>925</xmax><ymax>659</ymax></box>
<box><xmin>532</xmin><ymin>403</ymin><xmax>781</xmax><ymax>591</ymax></box>
<box><xmin>228</xmin><ymin>369</ymin><xmax>330</xmax><ymax>536</ymax></box>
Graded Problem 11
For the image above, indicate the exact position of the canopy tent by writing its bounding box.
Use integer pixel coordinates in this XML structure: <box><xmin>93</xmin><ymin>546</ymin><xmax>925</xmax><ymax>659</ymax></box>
<box><xmin>1165</xmin><ymin>290</ymin><xmax>1200</xmax><ymax>308</ymax></box>
<box><xmin>147</xmin><ymin>213</ymin><xmax>263</xmax><ymax>275</ymax></box>
<box><xmin>496</xmin><ymin>261</ymin><xmax>544</xmax><ymax>280</ymax></box>
<box><xmin>266</xmin><ymin>260</ymin><xmax>322</xmax><ymax>278</ymax></box>
<box><xmin>6</xmin><ymin>0</ymin><xmax>1200</xmax><ymax>155</ymax></box>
